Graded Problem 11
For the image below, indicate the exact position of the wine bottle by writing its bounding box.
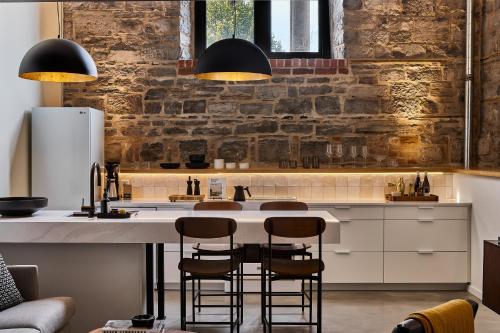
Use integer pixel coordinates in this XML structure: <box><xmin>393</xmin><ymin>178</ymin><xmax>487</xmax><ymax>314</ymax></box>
<box><xmin>414</xmin><ymin>172</ymin><xmax>421</xmax><ymax>196</ymax></box>
<box><xmin>423</xmin><ymin>172</ymin><xmax>430</xmax><ymax>196</ymax></box>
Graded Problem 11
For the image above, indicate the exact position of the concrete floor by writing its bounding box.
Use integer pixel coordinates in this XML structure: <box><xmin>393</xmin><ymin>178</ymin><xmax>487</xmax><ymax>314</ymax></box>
<box><xmin>160</xmin><ymin>290</ymin><xmax>500</xmax><ymax>333</ymax></box>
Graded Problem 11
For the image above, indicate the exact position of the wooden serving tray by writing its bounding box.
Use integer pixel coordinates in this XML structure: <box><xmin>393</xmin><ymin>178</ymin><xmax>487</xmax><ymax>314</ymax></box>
<box><xmin>385</xmin><ymin>194</ymin><xmax>439</xmax><ymax>202</ymax></box>
<box><xmin>169</xmin><ymin>194</ymin><xmax>205</xmax><ymax>202</ymax></box>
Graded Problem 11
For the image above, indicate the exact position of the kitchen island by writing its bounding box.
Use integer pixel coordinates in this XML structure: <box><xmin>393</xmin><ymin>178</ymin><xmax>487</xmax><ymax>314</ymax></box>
<box><xmin>0</xmin><ymin>210</ymin><xmax>338</xmax><ymax>333</ymax></box>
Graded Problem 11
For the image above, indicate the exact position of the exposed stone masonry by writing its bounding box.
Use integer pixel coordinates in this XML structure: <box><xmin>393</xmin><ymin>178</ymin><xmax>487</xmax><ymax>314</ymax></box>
<box><xmin>474</xmin><ymin>0</ymin><xmax>500</xmax><ymax>167</ymax></box>
<box><xmin>63</xmin><ymin>1</ymin><xmax>466</xmax><ymax>167</ymax></box>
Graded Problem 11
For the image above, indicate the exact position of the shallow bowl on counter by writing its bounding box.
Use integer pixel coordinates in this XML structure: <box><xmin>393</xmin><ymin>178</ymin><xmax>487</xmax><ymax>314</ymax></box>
<box><xmin>160</xmin><ymin>162</ymin><xmax>180</xmax><ymax>169</ymax></box>
<box><xmin>0</xmin><ymin>197</ymin><xmax>48</xmax><ymax>217</ymax></box>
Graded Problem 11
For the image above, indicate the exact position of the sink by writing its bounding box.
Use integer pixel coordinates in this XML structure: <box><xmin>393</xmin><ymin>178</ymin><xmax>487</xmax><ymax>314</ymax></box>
<box><xmin>0</xmin><ymin>197</ymin><xmax>48</xmax><ymax>217</ymax></box>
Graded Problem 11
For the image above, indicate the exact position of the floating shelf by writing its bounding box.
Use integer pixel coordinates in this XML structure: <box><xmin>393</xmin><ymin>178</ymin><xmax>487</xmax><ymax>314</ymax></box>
<box><xmin>121</xmin><ymin>167</ymin><xmax>455</xmax><ymax>174</ymax></box>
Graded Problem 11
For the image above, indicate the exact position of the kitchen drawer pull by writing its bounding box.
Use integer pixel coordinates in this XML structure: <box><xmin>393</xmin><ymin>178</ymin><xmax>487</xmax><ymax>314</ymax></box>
<box><xmin>334</xmin><ymin>206</ymin><xmax>351</xmax><ymax>210</ymax></box>
<box><xmin>339</xmin><ymin>219</ymin><xmax>351</xmax><ymax>223</ymax></box>
<box><xmin>418</xmin><ymin>206</ymin><xmax>434</xmax><ymax>210</ymax></box>
<box><xmin>418</xmin><ymin>219</ymin><xmax>434</xmax><ymax>223</ymax></box>
<box><xmin>417</xmin><ymin>250</ymin><xmax>435</xmax><ymax>254</ymax></box>
<box><xmin>334</xmin><ymin>249</ymin><xmax>351</xmax><ymax>254</ymax></box>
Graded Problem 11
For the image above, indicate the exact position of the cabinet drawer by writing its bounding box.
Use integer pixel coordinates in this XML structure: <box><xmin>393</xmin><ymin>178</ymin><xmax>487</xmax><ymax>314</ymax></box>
<box><xmin>311</xmin><ymin>219</ymin><xmax>383</xmax><ymax>252</ymax></box>
<box><xmin>384</xmin><ymin>252</ymin><xmax>469</xmax><ymax>283</ymax></box>
<box><xmin>319</xmin><ymin>206</ymin><xmax>384</xmax><ymax>220</ymax></box>
<box><xmin>321</xmin><ymin>251</ymin><xmax>383</xmax><ymax>283</ymax></box>
<box><xmin>384</xmin><ymin>219</ymin><xmax>468</xmax><ymax>252</ymax></box>
<box><xmin>385</xmin><ymin>206</ymin><xmax>469</xmax><ymax>220</ymax></box>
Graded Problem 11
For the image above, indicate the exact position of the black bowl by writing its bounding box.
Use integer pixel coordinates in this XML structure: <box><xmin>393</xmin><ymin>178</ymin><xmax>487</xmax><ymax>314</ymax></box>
<box><xmin>160</xmin><ymin>162</ymin><xmax>180</xmax><ymax>169</ymax></box>
<box><xmin>0</xmin><ymin>197</ymin><xmax>48</xmax><ymax>217</ymax></box>
<box><xmin>131</xmin><ymin>314</ymin><xmax>155</xmax><ymax>328</ymax></box>
<box><xmin>189</xmin><ymin>154</ymin><xmax>205</xmax><ymax>163</ymax></box>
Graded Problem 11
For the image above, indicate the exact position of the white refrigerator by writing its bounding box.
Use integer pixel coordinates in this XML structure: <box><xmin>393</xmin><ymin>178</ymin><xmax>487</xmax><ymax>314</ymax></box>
<box><xmin>32</xmin><ymin>107</ymin><xmax>104</xmax><ymax>210</ymax></box>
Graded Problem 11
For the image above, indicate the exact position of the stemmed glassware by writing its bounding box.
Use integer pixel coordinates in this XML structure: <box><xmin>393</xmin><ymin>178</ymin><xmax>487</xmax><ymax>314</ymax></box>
<box><xmin>326</xmin><ymin>143</ymin><xmax>333</xmax><ymax>168</ymax></box>
<box><xmin>361</xmin><ymin>146</ymin><xmax>368</xmax><ymax>168</ymax></box>
<box><xmin>335</xmin><ymin>144</ymin><xmax>343</xmax><ymax>167</ymax></box>
<box><xmin>350</xmin><ymin>146</ymin><xmax>357</xmax><ymax>168</ymax></box>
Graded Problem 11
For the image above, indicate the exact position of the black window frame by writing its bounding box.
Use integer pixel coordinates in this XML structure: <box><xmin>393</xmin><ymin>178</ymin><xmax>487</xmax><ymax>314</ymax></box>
<box><xmin>195</xmin><ymin>0</ymin><xmax>331</xmax><ymax>59</ymax></box>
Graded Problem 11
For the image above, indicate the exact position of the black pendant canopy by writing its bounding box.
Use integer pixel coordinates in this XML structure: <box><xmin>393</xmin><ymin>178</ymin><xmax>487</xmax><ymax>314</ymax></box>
<box><xmin>19</xmin><ymin>38</ymin><xmax>98</xmax><ymax>83</ymax></box>
<box><xmin>194</xmin><ymin>38</ymin><xmax>271</xmax><ymax>82</ymax></box>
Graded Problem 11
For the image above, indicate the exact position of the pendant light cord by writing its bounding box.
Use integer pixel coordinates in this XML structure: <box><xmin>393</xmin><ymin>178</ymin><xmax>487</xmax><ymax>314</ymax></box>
<box><xmin>56</xmin><ymin>1</ymin><xmax>62</xmax><ymax>39</ymax></box>
<box><xmin>232</xmin><ymin>0</ymin><xmax>236</xmax><ymax>39</ymax></box>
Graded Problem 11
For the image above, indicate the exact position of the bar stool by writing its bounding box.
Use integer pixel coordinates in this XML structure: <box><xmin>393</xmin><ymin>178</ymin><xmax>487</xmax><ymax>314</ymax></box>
<box><xmin>260</xmin><ymin>201</ymin><xmax>313</xmax><ymax>316</ymax></box>
<box><xmin>191</xmin><ymin>202</ymin><xmax>243</xmax><ymax>322</ymax></box>
<box><xmin>261</xmin><ymin>216</ymin><xmax>326</xmax><ymax>333</ymax></box>
<box><xmin>176</xmin><ymin>217</ymin><xmax>241</xmax><ymax>332</ymax></box>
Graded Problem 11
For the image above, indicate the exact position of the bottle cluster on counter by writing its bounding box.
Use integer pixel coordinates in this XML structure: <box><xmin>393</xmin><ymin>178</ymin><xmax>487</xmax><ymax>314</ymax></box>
<box><xmin>389</xmin><ymin>171</ymin><xmax>432</xmax><ymax>198</ymax></box>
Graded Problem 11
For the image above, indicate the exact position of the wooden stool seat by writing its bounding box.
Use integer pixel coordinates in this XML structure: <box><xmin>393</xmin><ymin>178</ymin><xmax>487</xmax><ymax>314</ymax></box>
<box><xmin>179</xmin><ymin>258</ymin><xmax>241</xmax><ymax>277</ymax></box>
<box><xmin>193</xmin><ymin>243</ymin><xmax>243</xmax><ymax>255</ymax></box>
<box><xmin>263</xmin><ymin>258</ymin><xmax>324</xmax><ymax>276</ymax></box>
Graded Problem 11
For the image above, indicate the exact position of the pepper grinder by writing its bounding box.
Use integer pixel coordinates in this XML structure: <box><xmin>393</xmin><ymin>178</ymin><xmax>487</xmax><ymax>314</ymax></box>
<box><xmin>194</xmin><ymin>179</ymin><xmax>201</xmax><ymax>195</ymax></box>
<box><xmin>186</xmin><ymin>176</ymin><xmax>193</xmax><ymax>195</ymax></box>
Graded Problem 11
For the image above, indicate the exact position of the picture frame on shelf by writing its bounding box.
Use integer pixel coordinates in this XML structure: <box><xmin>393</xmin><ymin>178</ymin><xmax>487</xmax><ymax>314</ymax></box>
<box><xmin>208</xmin><ymin>177</ymin><xmax>227</xmax><ymax>200</ymax></box>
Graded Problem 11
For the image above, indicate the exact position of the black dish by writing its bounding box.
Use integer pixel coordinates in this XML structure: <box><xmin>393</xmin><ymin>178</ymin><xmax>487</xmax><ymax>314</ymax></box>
<box><xmin>96</xmin><ymin>212</ymin><xmax>131</xmax><ymax>219</ymax></box>
<box><xmin>189</xmin><ymin>154</ymin><xmax>206</xmax><ymax>163</ymax></box>
<box><xmin>131</xmin><ymin>314</ymin><xmax>155</xmax><ymax>328</ymax></box>
<box><xmin>160</xmin><ymin>163</ymin><xmax>181</xmax><ymax>169</ymax></box>
<box><xmin>185</xmin><ymin>162</ymin><xmax>210</xmax><ymax>169</ymax></box>
<box><xmin>0</xmin><ymin>197</ymin><xmax>48</xmax><ymax>217</ymax></box>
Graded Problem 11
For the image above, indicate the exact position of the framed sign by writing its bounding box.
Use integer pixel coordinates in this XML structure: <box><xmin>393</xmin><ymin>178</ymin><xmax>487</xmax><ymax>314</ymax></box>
<box><xmin>208</xmin><ymin>177</ymin><xmax>227</xmax><ymax>200</ymax></box>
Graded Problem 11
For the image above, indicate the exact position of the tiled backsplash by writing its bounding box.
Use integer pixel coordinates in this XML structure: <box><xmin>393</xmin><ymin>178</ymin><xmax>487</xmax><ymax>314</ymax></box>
<box><xmin>121</xmin><ymin>172</ymin><xmax>455</xmax><ymax>201</ymax></box>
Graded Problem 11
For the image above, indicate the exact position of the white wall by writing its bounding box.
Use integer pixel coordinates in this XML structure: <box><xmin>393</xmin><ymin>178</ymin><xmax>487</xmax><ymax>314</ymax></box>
<box><xmin>454</xmin><ymin>173</ymin><xmax>500</xmax><ymax>299</ymax></box>
<box><xmin>0</xmin><ymin>2</ymin><xmax>61</xmax><ymax>196</ymax></box>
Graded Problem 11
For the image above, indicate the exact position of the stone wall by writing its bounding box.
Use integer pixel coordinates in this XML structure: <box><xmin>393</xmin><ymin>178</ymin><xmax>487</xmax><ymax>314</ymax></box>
<box><xmin>474</xmin><ymin>0</ymin><xmax>500</xmax><ymax>167</ymax></box>
<box><xmin>63</xmin><ymin>0</ymin><xmax>466</xmax><ymax>168</ymax></box>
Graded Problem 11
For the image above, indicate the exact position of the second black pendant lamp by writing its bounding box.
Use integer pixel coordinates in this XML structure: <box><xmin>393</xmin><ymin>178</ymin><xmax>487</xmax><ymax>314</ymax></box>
<box><xmin>18</xmin><ymin>2</ymin><xmax>97</xmax><ymax>83</ymax></box>
<box><xmin>194</xmin><ymin>0</ymin><xmax>271</xmax><ymax>81</ymax></box>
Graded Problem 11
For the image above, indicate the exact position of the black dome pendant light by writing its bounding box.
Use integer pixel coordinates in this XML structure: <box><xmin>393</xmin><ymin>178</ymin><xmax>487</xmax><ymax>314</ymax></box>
<box><xmin>194</xmin><ymin>0</ymin><xmax>271</xmax><ymax>82</ymax></box>
<box><xmin>18</xmin><ymin>2</ymin><xmax>97</xmax><ymax>83</ymax></box>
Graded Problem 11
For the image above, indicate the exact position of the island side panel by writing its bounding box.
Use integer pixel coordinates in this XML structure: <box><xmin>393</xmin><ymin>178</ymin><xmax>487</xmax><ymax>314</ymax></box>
<box><xmin>0</xmin><ymin>243</ymin><xmax>145</xmax><ymax>333</ymax></box>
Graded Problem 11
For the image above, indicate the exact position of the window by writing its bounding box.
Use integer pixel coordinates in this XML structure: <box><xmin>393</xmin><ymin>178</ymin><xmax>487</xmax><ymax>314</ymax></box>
<box><xmin>195</xmin><ymin>0</ymin><xmax>330</xmax><ymax>59</ymax></box>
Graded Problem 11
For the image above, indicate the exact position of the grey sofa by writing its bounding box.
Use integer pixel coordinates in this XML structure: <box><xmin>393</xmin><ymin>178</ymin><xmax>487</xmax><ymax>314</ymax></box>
<box><xmin>0</xmin><ymin>266</ymin><xmax>75</xmax><ymax>333</ymax></box>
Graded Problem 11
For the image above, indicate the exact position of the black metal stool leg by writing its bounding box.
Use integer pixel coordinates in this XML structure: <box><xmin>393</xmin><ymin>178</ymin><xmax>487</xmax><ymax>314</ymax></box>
<box><xmin>240</xmin><ymin>262</ymin><xmax>244</xmax><ymax>323</ymax></box>
<box><xmin>191</xmin><ymin>278</ymin><xmax>195</xmax><ymax>323</ymax></box>
<box><xmin>180</xmin><ymin>272</ymin><xmax>186</xmax><ymax>330</ymax></box>
<box><xmin>318</xmin><ymin>273</ymin><xmax>322</xmax><ymax>332</ymax></box>
<box><xmin>236</xmin><ymin>266</ymin><xmax>241</xmax><ymax>333</ymax></box>
<box><xmin>309</xmin><ymin>277</ymin><xmax>313</xmax><ymax>323</ymax></box>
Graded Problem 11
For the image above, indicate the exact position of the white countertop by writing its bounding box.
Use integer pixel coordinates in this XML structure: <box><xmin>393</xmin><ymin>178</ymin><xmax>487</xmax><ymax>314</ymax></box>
<box><xmin>0</xmin><ymin>210</ymin><xmax>339</xmax><ymax>244</ymax></box>
<box><xmin>109</xmin><ymin>199</ymin><xmax>472</xmax><ymax>208</ymax></box>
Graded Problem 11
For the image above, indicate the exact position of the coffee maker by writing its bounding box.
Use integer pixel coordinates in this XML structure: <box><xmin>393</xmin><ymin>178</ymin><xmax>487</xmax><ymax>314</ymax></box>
<box><xmin>105</xmin><ymin>162</ymin><xmax>120</xmax><ymax>201</ymax></box>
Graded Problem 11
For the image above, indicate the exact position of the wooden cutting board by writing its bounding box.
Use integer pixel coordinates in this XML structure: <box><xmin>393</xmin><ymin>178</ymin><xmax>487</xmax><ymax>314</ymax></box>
<box><xmin>385</xmin><ymin>194</ymin><xmax>439</xmax><ymax>201</ymax></box>
<box><xmin>169</xmin><ymin>194</ymin><xmax>205</xmax><ymax>202</ymax></box>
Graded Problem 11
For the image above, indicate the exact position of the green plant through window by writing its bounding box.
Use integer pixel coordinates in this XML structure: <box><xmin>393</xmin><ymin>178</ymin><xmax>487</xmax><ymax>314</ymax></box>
<box><xmin>206</xmin><ymin>0</ymin><xmax>283</xmax><ymax>51</ymax></box>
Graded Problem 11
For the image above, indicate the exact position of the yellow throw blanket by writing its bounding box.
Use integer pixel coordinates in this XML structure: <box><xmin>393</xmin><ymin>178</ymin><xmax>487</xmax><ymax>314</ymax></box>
<box><xmin>407</xmin><ymin>299</ymin><xmax>474</xmax><ymax>333</ymax></box>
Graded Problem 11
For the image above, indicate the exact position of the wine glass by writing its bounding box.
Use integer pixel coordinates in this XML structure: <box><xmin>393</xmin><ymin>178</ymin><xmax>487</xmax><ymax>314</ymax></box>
<box><xmin>325</xmin><ymin>143</ymin><xmax>333</xmax><ymax>168</ymax></box>
<box><xmin>350</xmin><ymin>146</ymin><xmax>357</xmax><ymax>168</ymax></box>
<box><xmin>375</xmin><ymin>155</ymin><xmax>385</xmax><ymax>167</ymax></box>
<box><xmin>361</xmin><ymin>146</ymin><xmax>368</xmax><ymax>168</ymax></box>
<box><xmin>335</xmin><ymin>144</ymin><xmax>343</xmax><ymax>167</ymax></box>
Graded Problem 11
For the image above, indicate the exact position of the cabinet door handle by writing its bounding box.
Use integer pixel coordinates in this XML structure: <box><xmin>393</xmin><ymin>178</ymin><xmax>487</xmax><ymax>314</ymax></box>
<box><xmin>334</xmin><ymin>249</ymin><xmax>351</xmax><ymax>254</ymax></box>
<box><xmin>418</xmin><ymin>206</ymin><xmax>434</xmax><ymax>210</ymax></box>
<box><xmin>339</xmin><ymin>219</ymin><xmax>351</xmax><ymax>223</ymax></box>
<box><xmin>418</xmin><ymin>219</ymin><xmax>434</xmax><ymax>223</ymax></box>
<box><xmin>334</xmin><ymin>206</ymin><xmax>351</xmax><ymax>210</ymax></box>
<box><xmin>417</xmin><ymin>250</ymin><xmax>435</xmax><ymax>254</ymax></box>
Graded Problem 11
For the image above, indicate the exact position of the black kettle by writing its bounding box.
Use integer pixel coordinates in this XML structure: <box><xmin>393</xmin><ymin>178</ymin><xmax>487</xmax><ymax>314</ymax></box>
<box><xmin>233</xmin><ymin>186</ymin><xmax>251</xmax><ymax>202</ymax></box>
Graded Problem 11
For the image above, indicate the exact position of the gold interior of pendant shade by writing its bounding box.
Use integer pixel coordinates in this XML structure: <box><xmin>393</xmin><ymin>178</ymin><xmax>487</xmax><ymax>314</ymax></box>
<box><xmin>195</xmin><ymin>72</ymin><xmax>271</xmax><ymax>82</ymax></box>
<box><xmin>19</xmin><ymin>72</ymin><xmax>97</xmax><ymax>83</ymax></box>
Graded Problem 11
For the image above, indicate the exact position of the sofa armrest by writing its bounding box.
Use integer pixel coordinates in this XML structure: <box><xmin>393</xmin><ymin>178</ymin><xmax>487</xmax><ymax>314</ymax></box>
<box><xmin>7</xmin><ymin>265</ymin><xmax>39</xmax><ymax>301</ymax></box>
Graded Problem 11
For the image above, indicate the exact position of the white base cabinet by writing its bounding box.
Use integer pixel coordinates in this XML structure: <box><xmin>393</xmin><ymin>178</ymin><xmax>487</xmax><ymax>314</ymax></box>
<box><xmin>384</xmin><ymin>252</ymin><xmax>469</xmax><ymax>283</ymax></box>
<box><xmin>119</xmin><ymin>203</ymin><xmax>470</xmax><ymax>287</ymax></box>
